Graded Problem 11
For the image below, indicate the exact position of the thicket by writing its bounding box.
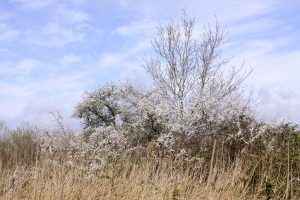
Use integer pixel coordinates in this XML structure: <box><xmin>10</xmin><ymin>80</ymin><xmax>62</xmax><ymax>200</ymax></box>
<box><xmin>0</xmin><ymin>120</ymin><xmax>299</xmax><ymax>199</ymax></box>
<box><xmin>0</xmin><ymin>13</ymin><xmax>299</xmax><ymax>199</ymax></box>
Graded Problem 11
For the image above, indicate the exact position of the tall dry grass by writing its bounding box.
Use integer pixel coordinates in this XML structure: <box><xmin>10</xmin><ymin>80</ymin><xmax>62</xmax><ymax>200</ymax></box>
<box><xmin>0</xmin><ymin>147</ymin><xmax>259</xmax><ymax>200</ymax></box>
<box><xmin>0</xmin><ymin>124</ymin><xmax>299</xmax><ymax>199</ymax></box>
<box><xmin>0</xmin><ymin>127</ymin><xmax>39</xmax><ymax>172</ymax></box>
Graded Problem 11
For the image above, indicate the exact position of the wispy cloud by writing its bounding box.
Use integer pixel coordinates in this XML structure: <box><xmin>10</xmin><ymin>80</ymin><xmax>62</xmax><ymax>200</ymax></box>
<box><xmin>0</xmin><ymin>67</ymin><xmax>86</xmax><ymax>128</ymax></box>
<box><xmin>0</xmin><ymin>12</ymin><xmax>13</xmax><ymax>21</ymax></box>
<box><xmin>52</xmin><ymin>4</ymin><xmax>89</xmax><ymax>25</ymax></box>
<box><xmin>1</xmin><ymin>0</ymin><xmax>300</xmax><ymax>127</ymax></box>
<box><xmin>0</xmin><ymin>23</ymin><xmax>19</xmax><ymax>41</ymax></box>
<box><xmin>10</xmin><ymin>0</ymin><xmax>57</xmax><ymax>9</ymax></box>
<box><xmin>257</xmin><ymin>87</ymin><xmax>300</xmax><ymax>123</ymax></box>
<box><xmin>26</xmin><ymin>23</ymin><xmax>85</xmax><ymax>47</ymax></box>
<box><xmin>114</xmin><ymin>20</ymin><xmax>157</xmax><ymax>37</ymax></box>
<box><xmin>59</xmin><ymin>54</ymin><xmax>82</xmax><ymax>65</ymax></box>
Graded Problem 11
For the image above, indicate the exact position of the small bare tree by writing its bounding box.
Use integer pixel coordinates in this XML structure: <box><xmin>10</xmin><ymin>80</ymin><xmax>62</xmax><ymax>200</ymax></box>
<box><xmin>144</xmin><ymin>12</ymin><xmax>250</xmax><ymax>119</ymax></box>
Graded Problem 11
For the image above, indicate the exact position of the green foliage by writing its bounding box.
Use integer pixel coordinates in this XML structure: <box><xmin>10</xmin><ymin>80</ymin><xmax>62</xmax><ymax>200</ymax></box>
<box><xmin>172</xmin><ymin>188</ymin><xmax>181</xmax><ymax>200</ymax></box>
<box><xmin>265</xmin><ymin>179</ymin><xmax>273</xmax><ymax>200</ymax></box>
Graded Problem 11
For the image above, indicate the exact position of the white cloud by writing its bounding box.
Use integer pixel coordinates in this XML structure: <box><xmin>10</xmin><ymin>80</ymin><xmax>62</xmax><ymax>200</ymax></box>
<box><xmin>53</xmin><ymin>4</ymin><xmax>89</xmax><ymax>24</ymax></box>
<box><xmin>27</xmin><ymin>23</ymin><xmax>84</xmax><ymax>47</ymax></box>
<box><xmin>11</xmin><ymin>1</ymin><xmax>90</xmax><ymax>48</ymax></box>
<box><xmin>233</xmin><ymin>47</ymin><xmax>300</xmax><ymax>88</ymax></box>
<box><xmin>0</xmin><ymin>47</ymin><xmax>19</xmax><ymax>56</ymax></box>
<box><xmin>22</xmin><ymin>99</ymin><xmax>54</xmax><ymax>115</ymax></box>
<box><xmin>115</xmin><ymin>20</ymin><xmax>157</xmax><ymax>37</ymax></box>
<box><xmin>16</xmin><ymin>58</ymin><xmax>41</xmax><ymax>71</ymax></box>
<box><xmin>0</xmin><ymin>69</ymin><xmax>86</xmax><ymax>128</ymax></box>
<box><xmin>1</xmin><ymin>0</ymin><xmax>300</xmax><ymax>127</ymax></box>
<box><xmin>278</xmin><ymin>89</ymin><xmax>298</xmax><ymax>101</ymax></box>
<box><xmin>0</xmin><ymin>58</ymin><xmax>42</xmax><ymax>82</ymax></box>
<box><xmin>0</xmin><ymin>23</ymin><xmax>19</xmax><ymax>41</ymax></box>
<box><xmin>67</xmin><ymin>0</ymin><xmax>86</xmax><ymax>5</ymax></box>
<box><xmin>0</xmin><ymin>12</ymin><xmax>13</xmax><ymax>21</ymax></box>
<box><xmin>0</xmin><ymin>61</ymin><xmax>13</xmax><ymax>75</ymax></box>
<box><xmin>59</xmin><ymin>54</ymin><xmax>82</xmax><ymax>65</ymax></box>
<box><xmin>214</xmin><ymin>0</ymin><xmax>276</xmax><ymax>22</ymax></box>
<box><xmin>96</xmin><ymin>47</ymin><xmax>150</xmax><ymax>85</ymax></box>
<box><xmin>0</xmin><ymin>82</ymin><xmax>34</xmax><ymax>98</ymax></box>
<box><xmin>98</xmin><ymin>53</ymin><xmax>125</xmax><ymax>68</ymax></box>
<box><xmin>257</xmin><ymin>87</ymin><xmax>300</xmax><ymax>123</ymax></box>
<box><xmin>111</xmin><ymin>0</ymin><xmax>278</xmax><ymax>23</ymax></box>
<box><xmin>10</xmin><ymin>0</ymin><xmax>57</xmax><ymax>9</ymax></box>
<box><xmin>97</xmin><ymin>41</ymin><xmax>147</xmax><ymax>71</ymax></box>
<box><xmin>228</xmin><ymin>35</ymin><xmax>300</xmax><ymax>122</ymax></box>
<box><xmin>228</xmin><ymin>18</ymin><xmax>285</xmax><ymax>39</ymax></box>
<box><xmin>0</xmin><ymin>57</ymin><xmax>85</xmax><ymax>99</ymax></box>
<box><xmin>0</xmin><ymin>98</ymin><xmax>81</xmax><ymax>129</ymax></box>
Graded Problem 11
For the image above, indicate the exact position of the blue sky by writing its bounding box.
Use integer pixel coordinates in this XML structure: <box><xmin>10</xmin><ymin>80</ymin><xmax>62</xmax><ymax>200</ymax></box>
<box><xmin>0</xmin><ymin>0</ymin><xmax>300</xmax><ymax>128</ymax></box>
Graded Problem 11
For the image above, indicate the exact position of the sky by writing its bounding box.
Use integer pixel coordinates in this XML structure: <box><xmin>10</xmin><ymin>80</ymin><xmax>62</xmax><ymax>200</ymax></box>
<box><xmin>0</xmin><ymin>0</ymin><xmax>300</xmax><ymax>128</ymax></box>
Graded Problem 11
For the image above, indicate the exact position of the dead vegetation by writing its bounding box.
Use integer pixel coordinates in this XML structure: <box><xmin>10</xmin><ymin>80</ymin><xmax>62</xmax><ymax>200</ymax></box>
<box><xmin>0</xmin><ymin>122</ymin><xmax>299</xmax><ymax>200</ymax></box>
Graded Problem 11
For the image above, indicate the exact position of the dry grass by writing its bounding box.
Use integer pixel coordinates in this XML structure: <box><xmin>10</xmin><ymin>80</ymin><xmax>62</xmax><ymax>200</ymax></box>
<box><xmin>0</xmin><ymin>124</ymin><xmax>299</xmax><ymax>199</ymax></box>
<box><xmin>0</xmin><ymin>127</ymin><xmax>38</xmax><ymax>171</ymax></box>
<box><xmin>0</xmin><ymin>152</ymin><xmax>257</xmax><ymax>200</ymax></box>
